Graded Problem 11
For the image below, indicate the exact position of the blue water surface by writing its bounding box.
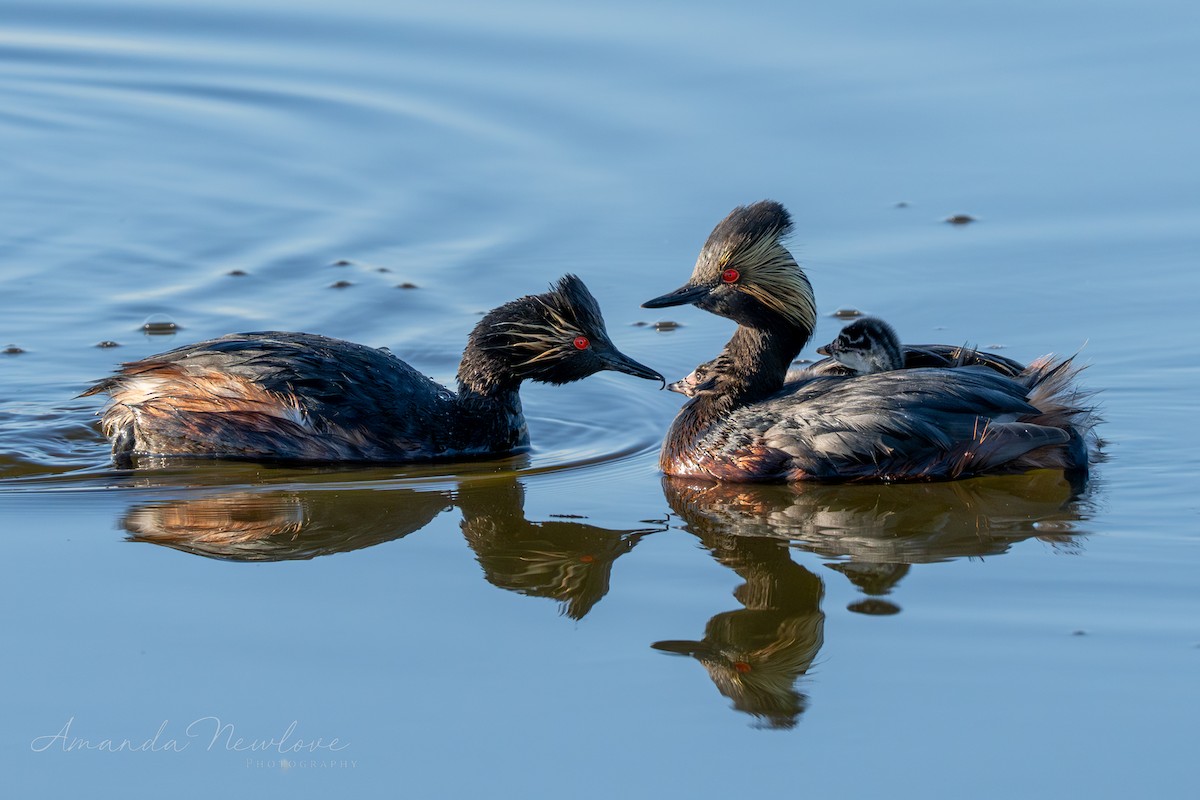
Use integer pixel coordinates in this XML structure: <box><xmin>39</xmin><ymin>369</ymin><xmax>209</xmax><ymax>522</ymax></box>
<box><xmin>2</xmin><ymin>1</ymin><xmax>1198</xmax><ymax>797</ymax></box>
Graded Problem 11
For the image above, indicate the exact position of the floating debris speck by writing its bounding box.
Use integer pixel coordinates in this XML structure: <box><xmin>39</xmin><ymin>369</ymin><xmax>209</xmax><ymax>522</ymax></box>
<box><xmin>652</xmin><ymin>320</ymin><xmax>681</xmax><ymax>331</ymax></box>
<box><xmin>894</xmin><ymin>201</ymin><xmax>909</xmax><ymax>208</ymax></box>
<box><xmin>332</xmin><ymin>259</ymin><xmax>352</xmax><ymax>267</ymax></box>
<box><xmin>330</xmin><ymin>280</ymin><xmax>353</xmax><ymax>289</ymax></box>
<box><xmin>141</xmin><ymin>315</ymin><xmax>178</xmax><ymax>335</ymax></box>
<box><xmin>832</xmin><ymin>308</ymin><xmax>864</xmax><ymax>319</ymax></box>
<box><xmin>227</xmin><ymin>269</ymin><xmax>248</xmax><ymax>277</ymax></box>
<box><xmin>986</xmin><ymin>343</ymin><xmax>1007</xmax><ymax>350</ymax></box>
<box><xmin>944</xmin><ymin>214</ymin><xmax>976</xmax><ymax>225</ymax></box>
<box><xmin>96</xmin><ymin>340</ymin><xmax>121</xmax><ymax>348</ymax></box>
<box><xmin>3</xmin><ymin>344</ymin><xmax>25</xmax><ymax>355</ymax></box>
<box><xmin>396</xmin><ymin>282</ymin><xmax>418</xmax><ymax>289</ymax></box>
<box><xmin>847</xmin><ymin>599</ymin><xmax>901</xmax><ymax>616</ymax></box>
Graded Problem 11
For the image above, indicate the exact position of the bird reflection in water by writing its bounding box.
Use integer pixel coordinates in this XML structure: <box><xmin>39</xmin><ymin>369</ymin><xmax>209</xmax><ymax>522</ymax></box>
<box><xmin>655</xmin><ymin>470</ymin><xmax>1092</xmax><ymax>726</ymax></box>
<box><xmin>457</xmin><ymin>479</ymin><xmax>660</xmax><ymax>620</ymax></box>
<box><xmin>123</xmin><ymin>478</ymin><xmax>661</xmax><ymax>619</ymax></box>
<box><xmin>124</xmin><ymin>487</ymin><xmax>453</xmax><ymax>562</ymax></box>
<box><xmin>653</xmin><ymin>533</ymin><xmax>824</xmax><ymax>730</ymax></box>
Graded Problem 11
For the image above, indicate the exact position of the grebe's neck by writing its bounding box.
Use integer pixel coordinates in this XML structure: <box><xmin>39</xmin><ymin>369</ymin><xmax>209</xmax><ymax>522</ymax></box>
<box><xmin>663</xmin><ymin>322</ymin><xmax>808</xmax><ymax>471</ymax></box>
<box><xmin>703</xmin><ymin>323</ymin><xmax>809</xmax><ymax>405</ymax></box>
<box><xmin>447</xmin><ymin>340</ymin><xmax>529</xmax><ymax>454</ymax></box>
<box><xmin>456</xmin><ymin>336</ymin><xmax>523</xmax><ymax>399</ymax></box>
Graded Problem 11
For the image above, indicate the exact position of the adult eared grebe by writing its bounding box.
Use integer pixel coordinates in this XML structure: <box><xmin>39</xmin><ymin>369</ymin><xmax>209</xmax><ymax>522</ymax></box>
<box><xmin>643</xmin><ymin>201</ymin><xmax>1098</xmax><ymax>483</ymax></box>
<box><xmin>86</xmin><ymin>274</ymin><xmax>663</xmax><ymax>466</ymax></box>
<box><xmin>815</xmin><ymin>317</ymin><xmax>904</xmax><ymax>375</ymax></box>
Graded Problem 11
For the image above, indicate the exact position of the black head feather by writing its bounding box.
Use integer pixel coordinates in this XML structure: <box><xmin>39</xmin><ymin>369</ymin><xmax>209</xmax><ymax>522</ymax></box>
<box><xmin>644</xmin><ymin>200</ymin><xmax>816</xmax><ymax>336</ymax></box>
<box><xmin>461</xmin><ymin>275</ymin><xmax>662</xmax><ymax>392</ymax></box>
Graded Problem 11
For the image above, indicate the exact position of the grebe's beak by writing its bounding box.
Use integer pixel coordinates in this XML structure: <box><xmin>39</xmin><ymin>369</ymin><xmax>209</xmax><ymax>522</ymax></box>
<box><xmin>642</xmin><ymin>283</ymin><xmax>709</xmax><ymax>309</ymax></box>
<box><xmin>650</xmin><ymin>639</ymin><xmax>712</xmax><ymax>658</ymax></box>
<box><xmin>815</xmin><ymin>344</ymin><xmax>832</xmax><ymax>356</ymax></box>
<box><xmin>601</xmin><ymin>350</ymin><xmax>665</xmax><ymax>388</ymax></box>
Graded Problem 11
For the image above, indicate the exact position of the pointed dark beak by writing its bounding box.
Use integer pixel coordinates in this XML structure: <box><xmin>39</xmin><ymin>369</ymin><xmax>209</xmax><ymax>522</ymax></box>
<box><xmin>642</xmin><ymin>283</ymin><xmax>710</xmax><ymax>309</ymax></box>
<box><xmin>815</xmin><ymin>344</ymin><xmax>832</xmax><ymax>356</ymax></box>
<box><xmin>601</xmin><ymin>350</ymin><xmax>665</xmax><ymax>388</ymax></box>
<box><xmin>651</xmin><ymin>639</ymin><xmax>711</xmax><ymax>657</ymax></box>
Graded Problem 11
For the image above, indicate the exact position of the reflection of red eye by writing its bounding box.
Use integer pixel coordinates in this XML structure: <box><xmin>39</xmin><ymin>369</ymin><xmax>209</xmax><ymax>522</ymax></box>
<box><xmin>573</xmin><ymin>336</ymin><xmax>590</xmax><ymax>350</ymax></box>
<box><xmin>721</xmin><ymin>268</ymin><xmax>740</xmax><ymax>283</ymax></box>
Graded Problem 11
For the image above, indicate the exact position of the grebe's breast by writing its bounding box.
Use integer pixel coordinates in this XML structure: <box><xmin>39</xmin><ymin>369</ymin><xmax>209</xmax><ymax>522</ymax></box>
<box><xmin>664</xmin><ymin>367</ymin><xmax>1075</xmax><ymax>483</ymax></box>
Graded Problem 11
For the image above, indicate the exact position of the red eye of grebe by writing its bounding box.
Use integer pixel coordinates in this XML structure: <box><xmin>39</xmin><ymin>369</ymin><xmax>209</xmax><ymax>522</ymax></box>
<box><xmin>573</xmin><ymin>336</ymin><xmax>590</xmax><ymax>350</ymax></box>
<box><xmin>721</xmin><ymin>268</ymin><xmax>740</xmax><ymax>283</ymax></box>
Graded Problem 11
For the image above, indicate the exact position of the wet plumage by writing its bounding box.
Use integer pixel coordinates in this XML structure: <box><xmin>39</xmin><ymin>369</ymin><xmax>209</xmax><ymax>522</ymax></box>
<box><xmin>644</xmin><ymin>201</ymin><xmax>1099</xmax><ymax>483</ymax></box>
<box><xmin>85</xmin><ymin>275</ymin><xmax>663</xmax><ymax>465</ymax></box>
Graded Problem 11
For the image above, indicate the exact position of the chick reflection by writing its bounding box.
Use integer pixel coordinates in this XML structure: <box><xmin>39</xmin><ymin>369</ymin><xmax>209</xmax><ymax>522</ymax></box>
<box><xmin>124</xmin><ymin>487</ymin><xmax>452</xmax><ymax>561</ymax></box>
<box><xmin>653</xmin><ymin>534</ymin><xmax>824</xmax><ymax>730</ymax></box>
<box><xmin>458</xmin><ymin>479</ymin><xmax>660</xmax><ymax>620</ymax></box>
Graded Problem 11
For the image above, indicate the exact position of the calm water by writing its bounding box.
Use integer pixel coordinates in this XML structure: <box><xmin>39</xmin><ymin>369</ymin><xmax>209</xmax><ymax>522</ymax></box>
<box><xmin>3</xmin><ymin>0</ymin><xmax>1198</xmax><ymax>796</ymax></box>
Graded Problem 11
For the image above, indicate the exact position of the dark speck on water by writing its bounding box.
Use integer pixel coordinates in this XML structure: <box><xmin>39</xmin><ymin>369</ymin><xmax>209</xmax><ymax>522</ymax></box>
<box><xmin>652</xmin><ymin>320</ymin><xmax>681</xmax><ymax>331</ymax></box>
<box><xmin>548</xmin><ymin>513</ymin><xmax>588</xmax><ymax>519</ymax></box>
<box><xmin>3</xmin><ymin>345</ymin><xmax>25</xmax><ymax>355</ymax></box>
<box><xmin>141</xmin><ymin>316</ymin><xmax>178</xmax><ymax>334</ymax></box>
<box><xmin>792</xmin><ymin>358</ymin><xmax>813</xmax><ymax>365</ymax></box>
<box><xmin>945</xmin><ymin>213</ymin><xmax>976</xmax><ymax>224</ymax></box>
<box><xmin>986</xmin><ymin>343</ymin><xmax>1007</xmax><ymax>350</ymax></box>
<box><xmin>332</xmin><ymin>259</ymin><xmax>352</xmax><ymax>267</ymax></box>
<box><xmin>848</xmin><ymin>599</ymin><xmax>902</xmax><ymax>616</ymax></box>
<box><xmin>397</xmin><ymin>282</ymin><xmax>418</xmax><ymax>289</ymax></box>
<box><xmin>95</xmin><ymin>340</ymin><xmax>120</xmax><ymax>348</ymax></box>
<box><xmin>330</xmin><ymin>280</ymin><xmax>353</xmax><ymax>289</ymax></box>
<box><xmin>832</xmin><ymin>308</ymin><xmax>864</xmax><ymax>319</ymax></box>
<box><xmin>894</xmin><ymin>201</ymin><xmax>910</xmax><ymax>208</ymax></box>
<box><xmin>377</xmin><ymin>267</ymin><xmax>391</xmax><ymax>273</ymax></box>
<box><xmin>227</xmin><ymin>269</ymin><xmax>248</xmax><ymax>276</ymax></box>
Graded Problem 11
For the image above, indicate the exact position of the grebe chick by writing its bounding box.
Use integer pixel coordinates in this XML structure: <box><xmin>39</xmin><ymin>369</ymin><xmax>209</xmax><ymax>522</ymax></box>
<box><xmin>643</xmin><ymin>201</ymin><xmax>1098</xmax><ymax>482</ymax></box>
<box><xmin>815</xmin><ymin>317</ymin><xmax>903</xmax><ymax>375</ymax></box>
<box><xmin>86</xmin><ymin>275</ymin><xmax>664</xmax><ymax>466</ymax></box>
<box><xmin>667</xmin><ymin>354</ymin><xmax>726</xmax><ymax>397</ymax></box>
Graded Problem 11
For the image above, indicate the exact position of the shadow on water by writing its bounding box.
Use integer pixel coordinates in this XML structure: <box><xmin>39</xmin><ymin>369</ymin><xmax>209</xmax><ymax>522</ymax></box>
<box><xmin>122</xmin><ymin>475</ymin><xmax>663</xmax><ymax>620</ymax></box>
<box><xmin>653</xmin><ymin>470</ymin><xmax>1094</xmax><ymax>727</ymax></box>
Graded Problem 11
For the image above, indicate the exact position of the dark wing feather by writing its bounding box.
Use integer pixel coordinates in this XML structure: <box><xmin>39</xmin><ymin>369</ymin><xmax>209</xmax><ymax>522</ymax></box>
<box><xmin>804</xmin><ymin>344</ymin><xmax>1026</xmax><ymax>378</ymax></box>
<box><xmin>723</xmin><ymin>368</ymin><xmax>1066</xmax><ymax>481</ymax></box>
<box><xmin>88</xmin><ymin>332</ymin><xmax>458</xmax><ymax>460</ymax></box>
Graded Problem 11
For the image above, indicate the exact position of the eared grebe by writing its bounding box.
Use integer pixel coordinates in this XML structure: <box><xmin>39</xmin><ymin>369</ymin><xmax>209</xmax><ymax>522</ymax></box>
<box><xmin>815</xmin><ymin>317</ymin><xmax>903</xmax><ymax>375</ymax></box>
<box><xmin>86</xmin><ymin>274</ymin><xmax>663</xmax><ymax>465</ymax></box>
<box><xmin>643</xmin><ymin>201</ymin><xmax>1098</xmax><ymax>483</ymax></box>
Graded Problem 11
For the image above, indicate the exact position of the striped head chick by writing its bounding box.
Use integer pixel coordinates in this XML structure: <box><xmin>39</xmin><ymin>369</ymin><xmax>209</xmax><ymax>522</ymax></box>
<box><xmin>815</xmin><ymin>317</ymin><xmax>904</xmax><ymax>375</ymax></box>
